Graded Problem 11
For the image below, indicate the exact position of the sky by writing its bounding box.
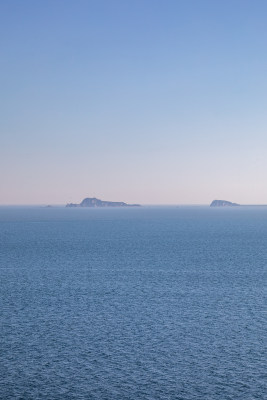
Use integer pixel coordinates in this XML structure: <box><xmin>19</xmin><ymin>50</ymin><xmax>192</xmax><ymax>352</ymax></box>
<box><xmin>1</xmin><ymin>0</ymin><xmax>267</xmax><ymax>205</ymax></box>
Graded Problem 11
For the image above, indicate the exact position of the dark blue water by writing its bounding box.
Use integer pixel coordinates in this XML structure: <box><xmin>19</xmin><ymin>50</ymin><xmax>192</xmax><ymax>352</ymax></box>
<box><xmin>1</xmin><ymin>206</ymin><xmax>266</xmax><ymax>399</ymax></box>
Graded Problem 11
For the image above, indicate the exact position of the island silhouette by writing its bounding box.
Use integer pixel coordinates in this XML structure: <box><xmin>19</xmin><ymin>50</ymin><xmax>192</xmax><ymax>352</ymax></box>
<box><xmin>66</xmin><ymin>197</ymin><xmax>141</xmax><ymax>208</ymax></box>
<box><xmin>210</xmin><ymin>200</ymin><xmax>240</xmax><ymax>207</ymax></box>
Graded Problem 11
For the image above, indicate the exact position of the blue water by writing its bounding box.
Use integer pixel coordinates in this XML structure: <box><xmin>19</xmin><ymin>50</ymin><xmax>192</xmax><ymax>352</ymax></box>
<box><xmin>0</xmin><ymin>206</ymin><xmax>266</xmax><ymax>399</ymax></box>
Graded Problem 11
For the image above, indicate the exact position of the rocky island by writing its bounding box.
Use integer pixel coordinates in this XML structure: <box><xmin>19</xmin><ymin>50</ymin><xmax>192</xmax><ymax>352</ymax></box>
<box><xmin>210</xmin><ymin>200</ymin><xmax>240</xmax><ymax>207</ymax></box>
<box><xmin>66</xmin><ymin>197</ymin><xmax>141</xmax><ymax>208</ymax></box>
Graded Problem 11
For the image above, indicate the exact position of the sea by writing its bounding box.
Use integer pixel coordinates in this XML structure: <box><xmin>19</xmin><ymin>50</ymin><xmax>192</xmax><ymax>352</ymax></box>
<box><xmin>0</xmin><ymin>206</ymin><xmax>266</xmax><ymax>400</ymax></box>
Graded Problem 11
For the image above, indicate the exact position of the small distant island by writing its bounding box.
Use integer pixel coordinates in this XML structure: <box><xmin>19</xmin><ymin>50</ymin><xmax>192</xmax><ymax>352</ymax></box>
<box><xmin>210</xmin><ymin>200</ymin><xmax>240</xmax><ymax>207</ymax></box>
<box><xmin>66</xmin><ymin>197</ymin><xmax>141</xmax><ymax>208</ymax></box>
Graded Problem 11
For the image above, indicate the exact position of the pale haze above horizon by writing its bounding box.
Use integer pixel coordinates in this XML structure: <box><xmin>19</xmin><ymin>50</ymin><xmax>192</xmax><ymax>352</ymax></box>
<box><xmin>1</xmin><ymin>0</ymin><xmax>267</xmax><ymax>205</ymax></box>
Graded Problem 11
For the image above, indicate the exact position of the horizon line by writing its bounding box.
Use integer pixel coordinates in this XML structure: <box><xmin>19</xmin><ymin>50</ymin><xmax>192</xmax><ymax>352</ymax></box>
<box><xmin>1</xmin><ymin>203</ymin><xmax>267</xmax><ymax>207</ymax></box>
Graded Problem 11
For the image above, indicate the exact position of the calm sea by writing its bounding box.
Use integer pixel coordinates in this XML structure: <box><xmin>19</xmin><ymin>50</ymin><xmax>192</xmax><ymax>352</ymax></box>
<box><xmin>0</xmin><ymin>206</ymin><xmax>266</xmax><ymax>399</ymax></box>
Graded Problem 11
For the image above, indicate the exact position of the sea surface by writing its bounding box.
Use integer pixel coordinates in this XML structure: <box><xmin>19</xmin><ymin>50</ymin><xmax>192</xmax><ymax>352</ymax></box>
<box><xmin>0</xmin><ymin>206</ymin><xmax>266</xmax><ymax>400</ymax></box>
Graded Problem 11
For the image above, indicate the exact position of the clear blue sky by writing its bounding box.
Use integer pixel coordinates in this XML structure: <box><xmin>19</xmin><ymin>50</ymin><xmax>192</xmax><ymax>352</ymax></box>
<box><xmin>1</xmin><ymin>0</ymin><xmax>267</xmax><ymax>204</ymax></box>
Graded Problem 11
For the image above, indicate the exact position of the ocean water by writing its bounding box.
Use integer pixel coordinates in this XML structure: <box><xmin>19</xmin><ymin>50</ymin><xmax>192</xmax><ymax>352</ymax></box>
<box><xmin>0</xmin><ymin>206</ymin><xmax>266</xmax><ymax>400</ymax></box>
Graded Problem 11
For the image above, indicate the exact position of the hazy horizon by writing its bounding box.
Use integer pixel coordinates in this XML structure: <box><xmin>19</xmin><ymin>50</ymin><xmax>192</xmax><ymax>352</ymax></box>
<box><xmin>1</xmin><ymin>0</ymin><xmax>267</xmax><ymax>205</ymax></box>
<box><xmin>2</xmin><ymin>198</ymin><xmax>267</xmax><ymax>207</ymax></box>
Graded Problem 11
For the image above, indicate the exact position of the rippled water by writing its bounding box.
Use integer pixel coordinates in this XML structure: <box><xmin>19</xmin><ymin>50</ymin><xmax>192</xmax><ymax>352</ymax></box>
<box><xmin>0</xmin><ymin>206</ymin><xmax>266</xmax><ymax>399</ymax></box>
